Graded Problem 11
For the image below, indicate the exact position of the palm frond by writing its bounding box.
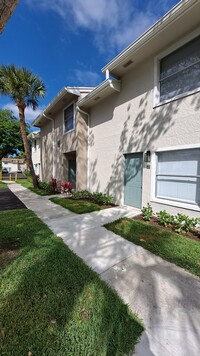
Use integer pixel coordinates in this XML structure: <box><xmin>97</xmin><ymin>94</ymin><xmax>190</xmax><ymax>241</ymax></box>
<box><xmin>0</xmin><ymin>64</ymin><xmax>46</xmax><ymax>110</ymax></box>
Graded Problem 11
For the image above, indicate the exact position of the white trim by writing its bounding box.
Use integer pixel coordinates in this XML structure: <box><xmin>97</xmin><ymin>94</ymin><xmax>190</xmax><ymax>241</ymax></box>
<box><xmin>151</xmin><ymin>197</ymin><xmax>200</xmax><ymax>212</ymax></box>
<box><xmin>63</xmin><ymin>101</ymin><xmax>76</xmax><ymax>135</ymax></box>
<box><xmin>78</xmin><ymin>79</ymin><xmax>121</xmax><ymax>109</ymax></box>
<box><xmin>156</xmin><ymin>143</ymin><xmax>200</xmax><ymax>152</ymax></box>
<box><xmin>150</xmin><ymin>152</ymin><xmax>157</xmax><ymax>202</ymax></box>
<box><xmin>150</xmin><ymin>145</ymin><xmax>200</xmax><ymax>212</ymax></box>
<box><xmin>33</xmin><ymin>86</ymin><xmax>94</xmax><ymax>127</ymax></box>
<box><xmin>153</xmin><ymin>27</ymin><xmax>200</xmax><ymax>107</ymax></box>
<box><xmin>102</xmin><ymin>0</ymin><xmax>199</xmax><ymax>74</ymax></box>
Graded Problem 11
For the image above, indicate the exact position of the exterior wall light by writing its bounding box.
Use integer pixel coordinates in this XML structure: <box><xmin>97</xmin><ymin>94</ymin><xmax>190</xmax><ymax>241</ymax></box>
<box><xmin>144</xmin><ymin>150</ymin><xmax>151</xmax><ymax>163</ymax></box>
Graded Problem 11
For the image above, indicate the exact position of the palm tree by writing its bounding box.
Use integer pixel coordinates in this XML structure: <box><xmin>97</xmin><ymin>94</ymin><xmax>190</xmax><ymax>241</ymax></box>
<box><xmin>0</xmin><ymin>0</ymin><xmax>19</xmax><ymax>33</ymax></box>
<box><xmin>0</xmin><ymin>65</ymin><xmax>46</xmax><ymax>188</ymax></box>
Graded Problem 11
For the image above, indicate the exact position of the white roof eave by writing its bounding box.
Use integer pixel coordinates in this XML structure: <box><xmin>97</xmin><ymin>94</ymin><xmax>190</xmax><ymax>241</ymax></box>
<box><xmin>78</xmin><ymin>79</ymin><xmax>121</xmax><ymax>109</ymax></box>
<box><xmin>101</xmin><ymin>0</ymin><xmax>198</xmax><ymax>74</ymax></box>
<box><xmin>33</xmin><ymin>86</ymin><xmax>95</xmax><ymax>126</ymax></box>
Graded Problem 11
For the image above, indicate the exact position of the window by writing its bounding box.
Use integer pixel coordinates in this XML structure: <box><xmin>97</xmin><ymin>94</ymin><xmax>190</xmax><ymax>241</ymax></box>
<box><xmin>156</xmin><ymin>148</ymin><xmax>200</xmax><ymax>206</ymax></box>
<box><xmin>155</xmin><ymin>34</ymin><xmax>200</xmax><ymax>104</ymax></box>
<box><xmin>64</xmin><ymin>103</ymin><xmax>74</xmax><ymax>133</ymax></box>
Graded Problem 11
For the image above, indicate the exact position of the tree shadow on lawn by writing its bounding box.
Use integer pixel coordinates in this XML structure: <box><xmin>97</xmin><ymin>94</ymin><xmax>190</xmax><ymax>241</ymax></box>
<box><xmin>0</xmin><ymin>211</ymin><xmax>143</xmax><ymax>355</ymax></box>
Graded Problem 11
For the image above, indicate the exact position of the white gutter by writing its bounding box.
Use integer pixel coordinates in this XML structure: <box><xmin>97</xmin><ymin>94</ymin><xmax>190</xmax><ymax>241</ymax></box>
<box><xmin>77</xmin><ymin>106</ymin><xmax>90</xmax><ymax>191</ymax></box>
<box><xmin>78</xmin><ymin>79</ymin><xmax>121</xmax><ymax>108</ymax></box>
<box><xmin>43</xmin><ymin>113</ymin><xmax>55</xmax><ymax>178</ymax></box>
<box><xmin>33</xmin><ymin>86</ymin><xmax>95</xmax><ymax>127</ymax></box>
<box><xmin>106</xmin><ymin>69</ymin><xmax>110</xmax><ymax>80</ymax></box>
<box><xmin>101</xmin><ymin>0</ymin><xmax>198</xmax><ymax>73</ymax></box>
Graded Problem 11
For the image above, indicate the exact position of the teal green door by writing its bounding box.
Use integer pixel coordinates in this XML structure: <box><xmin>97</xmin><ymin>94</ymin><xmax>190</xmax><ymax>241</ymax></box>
<box><xmin>68</xmin><ymin>159</ymin><xmax>76</xmax><ymax>189</ymax></box>
<box><xmin>124</xmin><ymin>153</ymin><xmax>143</xmax><ymax>208</ymax></box>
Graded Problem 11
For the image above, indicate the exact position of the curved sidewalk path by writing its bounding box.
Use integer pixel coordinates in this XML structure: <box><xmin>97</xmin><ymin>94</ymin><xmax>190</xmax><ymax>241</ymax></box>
<box><xmin>9</xmin><ymin>183</ymin><xmax>200</xmax><ymax>356</ymax></box>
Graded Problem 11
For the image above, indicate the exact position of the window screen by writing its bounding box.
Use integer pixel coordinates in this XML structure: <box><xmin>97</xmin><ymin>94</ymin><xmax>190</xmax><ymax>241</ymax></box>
<box><xmin>156</xmin><ymin>148</ymin><xmax>200</xmax><ymax>205</ymax></box>
<box><xmin>160</xmin><ymin>36</ymin><xmax>200</xmax><ymax>101</ymax></box>
<box><xmin>64</xmin><ymin>104</ymin><xmax>74</xmax><ymax>133</ymax></box>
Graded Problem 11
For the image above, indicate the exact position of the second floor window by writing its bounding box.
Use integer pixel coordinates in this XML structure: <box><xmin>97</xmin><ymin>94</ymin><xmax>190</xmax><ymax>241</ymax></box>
<box><xmin>64</xmin><ymin>103</ymin><xmax>74</xmax><ymax>133</ymax></box>
<box><xmin>159</xmin><ymin>35</ymin><xmax>200</xmax><ymax>102</ymax></box>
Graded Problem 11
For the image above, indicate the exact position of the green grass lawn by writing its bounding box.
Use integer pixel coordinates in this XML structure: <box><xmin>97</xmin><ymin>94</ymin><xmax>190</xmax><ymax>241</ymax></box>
<box><xmin>0</xmin><ymin>182</ymin><xmax>7</xmax><ymax>189</ymax></box>
<box><xmin>50</xmin><ymin>197</ymin><xmax>102</xmax><ymax>214</ymax></box>
<box><xmin>105</xmin><ymin>218</ymin><xmax>200</xmax><ymax>277</ymax></box>
<box><xmin>0</xmin><ymin>210</ymin><xmax>143</xmax><ymax>355</ymax></box>
<box><xmin>16</xmin><ymin>179</ymin><xmax>51</xmax><ymax>196</ymax></box>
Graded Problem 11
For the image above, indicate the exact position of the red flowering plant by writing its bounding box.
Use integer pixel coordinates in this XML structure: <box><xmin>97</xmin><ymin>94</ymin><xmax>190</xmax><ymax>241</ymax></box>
<box><xmin>61</xmin><ymin>181</ymin><xmax>73</xmax><ymax>194</ymax></box>
<box><xmin>49</xmin><ymin>178</ymin><xmax>57</xmax><ymax>193</ymax></box>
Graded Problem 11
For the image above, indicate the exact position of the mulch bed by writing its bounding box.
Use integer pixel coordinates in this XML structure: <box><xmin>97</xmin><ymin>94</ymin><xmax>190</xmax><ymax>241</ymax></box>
<box><xmin>0</xmin><ymin>188</ymin><xmax>26</xmax><ymax>211</ymax></box>
<box><xmin>133</xmin><ymin>214</ymin><xmax>200</xmax><ymax>242</ymax></box>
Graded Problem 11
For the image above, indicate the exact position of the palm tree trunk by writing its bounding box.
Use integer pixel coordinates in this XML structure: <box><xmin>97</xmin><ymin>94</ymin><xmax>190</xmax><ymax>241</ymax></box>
<box><xmin>18</xmin><ymin>104</ymin><xmax>39</xmax><ymax>189</ymax></box>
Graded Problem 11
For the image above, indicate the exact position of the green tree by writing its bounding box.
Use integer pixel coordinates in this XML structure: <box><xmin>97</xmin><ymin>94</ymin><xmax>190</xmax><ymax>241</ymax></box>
<box><xmin>0</xmin><ymin>65</ymin><xmax>46</xmax><ymax>188</ymax></box>
<box><xmin>0</xmin><ymin>109</ymin><xmax>29</xmax><ymax>160</ymax></box>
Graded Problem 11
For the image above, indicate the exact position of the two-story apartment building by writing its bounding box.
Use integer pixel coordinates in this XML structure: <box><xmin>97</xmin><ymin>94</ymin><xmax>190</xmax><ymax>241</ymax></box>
<box><xmin>33</xmin><ymin>87</ymin><xmax>94</xmax><ymax>189</ymax></box>
<box><xmin>1</xmin><ymin>157</ymin><xmax>26</xmax><ymax>172</ymax></box>
<box><xmin>34</xmin><ymin>0</ymin><xmax>200</xmax><ymax>218</ymax></box>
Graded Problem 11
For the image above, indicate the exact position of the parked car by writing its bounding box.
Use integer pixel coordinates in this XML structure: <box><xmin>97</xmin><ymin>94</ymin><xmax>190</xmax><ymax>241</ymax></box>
<box><xmin>2</xmin><ymin>168</ymin><xmax>9</xmax><ymax>173</ymax></box>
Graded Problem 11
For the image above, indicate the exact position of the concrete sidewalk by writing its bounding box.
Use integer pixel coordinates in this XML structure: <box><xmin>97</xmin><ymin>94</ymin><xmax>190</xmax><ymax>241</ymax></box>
<box><xmin>8</xmin><ymin>183</ymin><xmax>200</xmax><ymax>356</ymax></box>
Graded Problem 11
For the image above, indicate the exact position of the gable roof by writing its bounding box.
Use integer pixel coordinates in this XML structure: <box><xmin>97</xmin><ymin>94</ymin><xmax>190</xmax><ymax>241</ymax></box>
<box><xmin>102</xmin><ymin>0</ymin><xmax>200</xmax><ymax>78</ymax></box>
<box><xmin>78</xmin><ymin>79</ymin><xmax>121</xmax><ymax>110</ymax></box>
<box><xmin>2</xmin><ymin>157</ymin><xmax>25</xmax><ymax>164</ymax></box>
<box><xmin>33</xmin><ymin>86</ymin><xmax>94</xmax><ymax>127</ymax></box>
<box><xmin>78</xmin><ymin>0</ymin><xmax>200</xmax><ymax>110</ymax></box>
<box><xmin>27</xmin><ymin>131</ymin><xmax>40</xmax><ymax>140</ymax></box>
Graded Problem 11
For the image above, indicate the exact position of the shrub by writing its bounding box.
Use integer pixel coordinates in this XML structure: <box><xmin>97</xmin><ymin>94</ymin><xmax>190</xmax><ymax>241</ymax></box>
<box><xmin>173</xmin><ymin>213</ymin><xmax>200</xmax><ymax>234</ymax></box>
<box><xmin>72</xmin><ymin>190</ymin><xmax>92</xmax><ymax>200</ymax></box>
<box><xmin>38</xmin><ymin>180</ymin><xmax>54</xmax><ymax>193</ymax></box>
<box><xmin>71</xmin><ymin>190</ymin><xmax>113</xmax><ymax>205</ymax></box>
<box><xmin>23</xmin><ymin>170</ymin><xmax>31</xmax><ymax>177</ymax></box>
<box><xmin>92</xmin><ymin>192</ymin><xmax>113</xmax><ymax>205</ymax></box>
<box><xmin>49</xmin><ymin>178</ymin><xmax>57</xmax><ymax>193</ymax></box>
<box><xmin>157</xmin><ymin>210</ymin><xmax>174</xmax><ymax>227</ymax></box>
<box><xmin>141</xmin><ymin>203</ymin><xmax>153</xmax><ymax>221</ymax></box>
<box><xmin>61</xmin><ymin>181</ymin><xmax>73</xmax><ymax>194</ymax></box>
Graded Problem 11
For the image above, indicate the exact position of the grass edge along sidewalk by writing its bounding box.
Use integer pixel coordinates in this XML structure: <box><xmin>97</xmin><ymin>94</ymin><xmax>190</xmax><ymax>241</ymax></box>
<box><xmin>0</xmin><ymin>209</ymin><xmax>143</xmax><ymax>355</ymax></box>
<box><xmin>105</xmin><ymin>217</ymin><xmax>200</xmax><ymax>277</ymax></box>
<box><xmin>16</xmin><ymin>179</ymin><xmax>51</xmax><ymax>196</ymax></box>
<box><xmin>0</xmin><ymin>182</ymin><xmax>7</xmax><ymax>189</ymax></box>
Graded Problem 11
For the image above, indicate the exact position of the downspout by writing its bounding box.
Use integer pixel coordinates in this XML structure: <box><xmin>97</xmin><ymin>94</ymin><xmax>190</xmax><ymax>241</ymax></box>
<box><xmin>43</xmin><ymin>113</ymin><xmax>55</xmax><ymax>178</ymax></box>
<box><xmin>106</xmin><ymin>69</ymin><xmax>110</xmax><ymax>80</ymax></box>
<box><xmin>77</xmin><ymin>106</ymin><xmax>90</xmax><ymax>191</ymax></box>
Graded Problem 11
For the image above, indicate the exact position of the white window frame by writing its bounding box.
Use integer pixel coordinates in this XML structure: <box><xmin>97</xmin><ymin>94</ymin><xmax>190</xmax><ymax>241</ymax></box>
<box><xmin>153</xmin><ymin>27</ymin><xmax>200</xmax><ymax>107</ymax></box>
<box><xmin>150</xmin><ymin>144</ymin><xmax>200</xmax><ymax>212</ymax></box>
<box><xmin>63</xmin><ymin>101</ymin><xmax>76</xmax><ymax>135</ymax></box>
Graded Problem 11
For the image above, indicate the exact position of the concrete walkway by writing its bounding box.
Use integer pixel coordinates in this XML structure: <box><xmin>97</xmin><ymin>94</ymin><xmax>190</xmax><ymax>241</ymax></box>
<box><xmin>8</xmin><ymin>183</ymin><xmax>200</xmax><ymax>356</ymax></box>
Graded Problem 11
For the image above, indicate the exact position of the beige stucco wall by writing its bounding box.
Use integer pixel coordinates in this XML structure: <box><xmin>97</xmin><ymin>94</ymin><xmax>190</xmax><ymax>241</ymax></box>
<box><xmin>89</xmin><ymin>54</ymin><xmax>200</xmax><ymax>217</ymax></box>
<box><xmin>40</xmin><ymin>97</ymin><xmax>88</xmax><ymax>189</ymax></box>
<box><xmin>40</xmin><ymin>119</ymin><xmax>53</xmax><ymax>182</ymax></box>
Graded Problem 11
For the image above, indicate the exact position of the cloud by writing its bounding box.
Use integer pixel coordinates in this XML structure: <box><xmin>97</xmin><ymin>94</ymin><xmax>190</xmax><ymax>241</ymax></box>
<box><xmin>25</xmin><ymin>0</ymin><xmax>178</xmax><ymax>53</ymax></box>
<box><xmin>74</xmin><ymin>69</ymin><xmax>101</xmax><ymax>86</ymax></box>
<box><xmin>3</xmin><ymin>103</ymin><xmax>43</xmax><ymax>123</ymax></box>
